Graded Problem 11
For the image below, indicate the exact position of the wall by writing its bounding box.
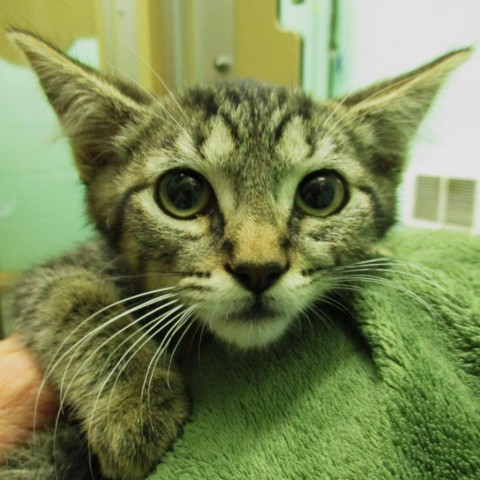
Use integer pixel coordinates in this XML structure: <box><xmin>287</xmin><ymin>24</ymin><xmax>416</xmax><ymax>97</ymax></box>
<box><xmin>281</xmin><ymin>0</ymin><xmax>480</xmax><ymax>231</ymax></box>
<box><xmin>335</xmin><ymin>0</ymin><xmax>480</xmax><ymax>228</ymax></box>
<box><xmin>0</xmin><ymin>39</ymin><xmax>98</xmax><ymax>272</ymax></box>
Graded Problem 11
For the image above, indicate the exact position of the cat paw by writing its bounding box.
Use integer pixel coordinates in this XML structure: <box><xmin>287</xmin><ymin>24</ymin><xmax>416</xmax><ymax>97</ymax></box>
<box><xmin>86</xmin><ymin>372</ymin><xmax>190</xmax><ymax>480</ymax></box>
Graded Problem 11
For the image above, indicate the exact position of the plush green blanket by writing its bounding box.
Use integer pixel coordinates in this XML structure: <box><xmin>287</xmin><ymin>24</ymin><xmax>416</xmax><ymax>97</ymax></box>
<box><xmin>149</xmin><ymin>229</ymin><xmax>480</xmax><ymax>480</ymax></box>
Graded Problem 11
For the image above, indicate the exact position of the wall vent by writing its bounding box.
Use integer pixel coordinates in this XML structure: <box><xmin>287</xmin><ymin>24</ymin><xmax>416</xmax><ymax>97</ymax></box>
<box><xmin>414</xmin><ymin>176</ymin><xmax>441</xmax><ymax>222</ymax></box>
<box><xmin>444</xmin><ymin>179</ymin><xmax>476</xmax><ymax>227</ymax></box>
<box><xmin>413</xmin><ymin>175</ymin><xmax>477</xmax><ymax>230</ymax></box>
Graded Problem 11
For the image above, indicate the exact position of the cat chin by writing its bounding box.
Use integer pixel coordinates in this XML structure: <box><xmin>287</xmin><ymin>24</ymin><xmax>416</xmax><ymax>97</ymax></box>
<box><xmin>208</xmin><ymin>315</ymin><xmax>292</xmax><ymax>350</ymax></box>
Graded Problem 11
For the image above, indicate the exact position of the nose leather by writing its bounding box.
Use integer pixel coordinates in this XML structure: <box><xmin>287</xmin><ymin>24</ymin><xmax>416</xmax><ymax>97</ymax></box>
<box><xmin>226</xmin><ymin>263</ymin><xmax>287</xmax><ymax>294</ymax></box>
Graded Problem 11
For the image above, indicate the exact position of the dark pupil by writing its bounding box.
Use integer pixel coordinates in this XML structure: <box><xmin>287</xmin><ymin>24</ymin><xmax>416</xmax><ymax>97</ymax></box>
<box><xmin>301</xmin><ymin>177</ymin><xmax>335</xmax><ymax>209</ymax></box>
<box><xmin>167</xmin><ymin>173</ymin><xmax>202</xmax><ymax>210</ymax></box>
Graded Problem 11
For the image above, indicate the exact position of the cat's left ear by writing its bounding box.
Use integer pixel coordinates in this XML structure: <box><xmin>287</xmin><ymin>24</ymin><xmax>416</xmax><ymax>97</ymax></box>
<box><xmin>8</xmin><ymin>29</ymin><xmax>154</xmax><ymax>183</ymax></box>
<box><xmin>340</xmin><ymin>48</ymin><xmax>473</xmax><ymax>182</ymax></box>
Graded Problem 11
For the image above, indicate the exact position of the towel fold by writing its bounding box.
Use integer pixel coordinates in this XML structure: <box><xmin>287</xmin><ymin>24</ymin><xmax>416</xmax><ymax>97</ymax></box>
<box><xmin>150</xmin><ymin>229</ymin><xmax>480</xmax><ymax>480</ymax></box>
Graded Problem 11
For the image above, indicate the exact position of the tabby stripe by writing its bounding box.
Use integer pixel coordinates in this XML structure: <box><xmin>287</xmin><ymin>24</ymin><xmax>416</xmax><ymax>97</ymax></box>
<box><xmin>274</xmin><ymin>112</ymin><xmax>316</xmax><ymax>157</ymax></box>
<box><xmin>123</xmin><ymin>115</ymin><xmax>154</xmax><ymax>157</ymax></box>
<box><xmin>192</xmin><ymin>128</ymin><xmax>207</xmax><ymax>155</ymax></box>
<box><xmin>195</xmin><ymin>111</ymin><xmax>240</xmax><ymax>155</ymax></box>
<box><xmin>274</xmin><ymin>112</ymin><xmax>294</xmax><ymax>142</ymax></box>
<box><xmin>307</xmin><ymin>230</ymin><xmax>327</xmax><ymax>242</ymax></box>
<box><xmin>339</xmin><ymin>122</ymin><xmax>367</xmax><ymax>161</ymax></box>
<box><xmin>107</xmin><ymin>182</ymin><xmax>150</xmax><ymax>249</ymax></box>
<box><xmin>357</xmin><ymin>185</ymin><xmax>392</xmax><ymax>236</ymax></box>
<box><xmin>218</xmin><ymin>111</ymin><xmax>240</xmax><ymax>145</ymax></box>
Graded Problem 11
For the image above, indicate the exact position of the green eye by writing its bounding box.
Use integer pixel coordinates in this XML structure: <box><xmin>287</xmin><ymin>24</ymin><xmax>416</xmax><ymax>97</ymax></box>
<box><xmin>295</xmin><ymin>171</ymin><xmax>347</xmax><ymax>217</ymax></box>
<box><xmin>156</xmin><ymin>169</ymin><xmax>212</xmax><ymax>219</ymax></box>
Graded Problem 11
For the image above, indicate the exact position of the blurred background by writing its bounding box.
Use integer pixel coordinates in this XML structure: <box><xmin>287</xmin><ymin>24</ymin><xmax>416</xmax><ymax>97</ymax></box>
<box><xmin>0</xmin><ymin>0</ymin><xmax>479</xmax><ymax>332</ymax></box>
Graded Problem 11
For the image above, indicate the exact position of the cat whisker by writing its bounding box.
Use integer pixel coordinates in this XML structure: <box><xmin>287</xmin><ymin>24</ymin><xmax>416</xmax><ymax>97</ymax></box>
<box><xmin>351</xmin><ymin>266</ymin><xmax>447</xmax><ymax>293</ymax></box>
<box><xmin>141</xmin><ymin>313</ymin><xmax>192</xmax><ymax>422</ymax></box>
<box><xmin>35</xmin><ymin>288</ymin><xmax>177</xmax><ymax>445</ymax></box>
<box><xmin>104</xmin><ymin>304</ymin><xmax>193</xmax><ymax>425</ymax></box>
<box><xmin>308</xmin><ymin>302</ymin><xmax>336</xmax><ymax>329</ymax></box>
<box><xmin>103</xmin><ymin>34</ymin><xmax>189</xmax><ymax>122</ymax></box>
<box><xmin>321</xmin><ymin>95</ymin><xmax>352</xmax><ymax>132</ymax></box>
<box><xmin>40</xmin><ymin>286</ymin><xmax>176</xmax><ymax>380</ymax></box>
<box><xmin>52</xmin><ymin>298</ymin><xmax>179</xmax><ymax>480</ymax></box>
<box><xmin>306</xmin><ymin>255</ymin><xmax>444</xmax><ymax>324</ymax></box>
<box><xmin>330</xmin><ymin>273</ymin><xmax>438</xmax><ymax>320</ymax></box>
<box><xmin>297</xmin><ymin>305</ymin><xmax>316</xmax><ymax>338</ymax></box>
<box><xmin>332</xmin><ymin>257</ymin><xmax>449</xmax><ymax>295</ymax></box>
<box><xmin>144</xmin><ymin>306</ymin><xmax>196</xmax><ymax>413</ymax></box>
<box><xmin>201</xmin><ymin>298</ymin><xmax>225</xmax><ymax>343</ymax></box>
<box><xmin>108</xmin><ymin>63</ymin><xmax>183</xmax><ymax>131</ymax></box>
<box><xmin>166</xmin><ymin>309</ymin><xmax>197</xmax><ymax>382</ymax></box>
<box><xmin>58</xmin><ymin>296</ymin><xmax>181</xmax><ymax>407</ymax></box>
<box><xmin>102</xmin><ymin>303</ymin><xmax>186</xmax><ymax>411</ymax></box>
<box><xmin>41</xmin><ymin>287</ymin><xmax>175</xmax><ymax>378</ymax></box>
<box><xmin>195</xmin><ymin>321</ymin><xmax>208</xmax><ymax>364</ymax></box>
<box><xmin>114</xmin><ymin>303</ymin><xmax>187</xmax><ymax>398</ymax></box>
<box><xmin>80</xmin><ymin>302</ymin><xmax>188</xmax><ymax>463</ymax></box>
<box><xmin>48</xmin><ymin>290</ymin><xmax>178</xmax><ymax>402</ymax></box>
<box><xmin>317</xmin><ymin>292</ymin><xmax>352</xmax><ymax>318</ymax></box>
<box><xmin>142</xmin><ymin>308</ymin><xmax>195</xmax><ymax>421</ymax></box>
<box><xmin>325</xmin><ymin>68</ymin><xmax>429</xmax><ymax>134</ymax></box>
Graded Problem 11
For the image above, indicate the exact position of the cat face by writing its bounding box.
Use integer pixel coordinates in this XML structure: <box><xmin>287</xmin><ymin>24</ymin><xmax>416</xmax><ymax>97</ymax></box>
<box><xmin>10</xmin><ymin>31</ymin><xmax>471</xmax><ymax>348</ymax></box>
<box><xmin>87</xmin><ymin>82</ymin><xmax>386</xmax><ymax>348</ymax></box>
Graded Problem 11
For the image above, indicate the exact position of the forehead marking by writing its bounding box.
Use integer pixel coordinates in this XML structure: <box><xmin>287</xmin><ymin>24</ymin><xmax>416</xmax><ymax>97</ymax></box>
<box><xmin>201</xmin><ymin>117</ymin><xmax>236</xmax><ymax>162</ymax></box>
<box><xmin>276</xmin><ymin>116</ymin><xmax>312</xmax><ymax>164</ymax></box>
<box><xmin>175</xmin><ymin>130</ymin><xmax>198</xmax><ymax>158</ymax></box>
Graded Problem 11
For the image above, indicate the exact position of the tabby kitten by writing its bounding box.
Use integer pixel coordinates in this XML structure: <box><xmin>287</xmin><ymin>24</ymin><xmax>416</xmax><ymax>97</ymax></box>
<box><xmin>4</xmin><ymin>30</ymin><xmax>470</xmax><ymax>480</ymax></box>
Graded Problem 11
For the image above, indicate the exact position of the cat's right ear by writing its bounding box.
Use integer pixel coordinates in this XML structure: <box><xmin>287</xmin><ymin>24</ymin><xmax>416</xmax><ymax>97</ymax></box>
<box><xmin>8</xmin><ymin>29</ymin><xmax>154</xmax><ymax>183</ymax></box>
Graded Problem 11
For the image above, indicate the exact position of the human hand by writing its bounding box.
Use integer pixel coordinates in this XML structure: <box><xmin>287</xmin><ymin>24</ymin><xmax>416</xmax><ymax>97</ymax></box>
<box><xmin>0</xmin><ymin>334</ymin><xmax>59</xmax><ymax>463</ymax></box>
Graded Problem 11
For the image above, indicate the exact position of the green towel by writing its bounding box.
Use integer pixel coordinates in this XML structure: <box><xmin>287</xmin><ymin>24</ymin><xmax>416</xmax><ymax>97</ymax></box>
<box><xmin>149</xmin><ymin>229</ymin><xmax>480</xmax><ymax>480</ymax></box>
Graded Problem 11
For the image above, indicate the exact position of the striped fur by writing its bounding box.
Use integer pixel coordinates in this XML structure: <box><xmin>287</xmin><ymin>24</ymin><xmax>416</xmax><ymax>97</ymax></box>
<box><xmin>3</xmin><ymin>30</ymin><xmax>471</xmax><ymax>479</ymax></box>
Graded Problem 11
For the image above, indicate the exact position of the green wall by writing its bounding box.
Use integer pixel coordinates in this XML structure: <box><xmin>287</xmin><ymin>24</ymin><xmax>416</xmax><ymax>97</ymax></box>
<box><xmin>0</xmin><ymin>39</ymin><xmax>98</xmax><ymax>272</ymax></box>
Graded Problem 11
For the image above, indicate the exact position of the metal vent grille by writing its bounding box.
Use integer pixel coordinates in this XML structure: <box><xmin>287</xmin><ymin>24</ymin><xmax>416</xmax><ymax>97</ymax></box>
<box><xmin>413</xmin><ymin>176</ymin><xmax>441</xmax><ymax>222</ymax></box>
<box><xmin>412</xmin><ymin>175</ymin><xmax>477</xmax><ymax>230</ymax></box>
<box><xmin>444</xmin><ymin>179</ymin><xmax>476</xmax><ymax>228</ymax></box>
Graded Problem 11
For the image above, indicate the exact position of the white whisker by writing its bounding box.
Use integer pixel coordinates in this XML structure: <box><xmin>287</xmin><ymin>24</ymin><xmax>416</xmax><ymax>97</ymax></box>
<box><xmin>40</xmin><ymin>287</ymin><xmax>175</xmax><ymax>389</ymax></box>
<box><xmin>144</xmin><ymin>307</ymin><xmax>195</xmax><ymax>409</ymax></box>
<box><xmin>59</xmin><ymin>296</ymin><xmax>180</xmax><ymax>405</ymax></box>
<box><xmin>43</xmin><ymin>288</ymin><xmax>178</xmax><ymax>477</ymax></box>
<box><xmin>84</xmin><ymin>302</ymin><xmax>190</xmax><ymax>442</ymax></box>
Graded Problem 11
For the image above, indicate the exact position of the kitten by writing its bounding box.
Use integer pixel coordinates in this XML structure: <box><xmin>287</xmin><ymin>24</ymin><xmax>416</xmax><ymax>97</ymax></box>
<box><xmin>3</xmin><ymin>30</ymin><xmax>470</xmax><ymax>480</ymax></box>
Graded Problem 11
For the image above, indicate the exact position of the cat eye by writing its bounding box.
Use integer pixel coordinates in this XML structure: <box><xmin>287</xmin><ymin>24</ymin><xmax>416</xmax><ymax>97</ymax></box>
<box><xmin>156</xmin><ymin>169</ymin><xmax>212</xmax><ymax>219</ymax></box>
<box><xmin>295</xmin><ymin>171</ymin><xmax>347</xmax><ymax>217</ymax></box>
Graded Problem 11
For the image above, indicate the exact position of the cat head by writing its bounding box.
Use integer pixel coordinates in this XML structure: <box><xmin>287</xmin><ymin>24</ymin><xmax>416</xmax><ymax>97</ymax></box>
<box><xmin>10</xmin><ymin>30</ymin><xmax>471</xmax><ymax>348</ymax></box>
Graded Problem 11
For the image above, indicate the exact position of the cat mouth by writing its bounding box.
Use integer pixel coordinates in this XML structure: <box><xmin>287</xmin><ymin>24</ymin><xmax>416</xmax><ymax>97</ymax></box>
<box><xmin>229</xmin><ymin>297</ymin><xmax>278</xmax><ymax>323</ymax></box>
<box><xmin>208</xmin><ymin>298</ymin><xmax>291</xmax><ymax>349</ymax></box>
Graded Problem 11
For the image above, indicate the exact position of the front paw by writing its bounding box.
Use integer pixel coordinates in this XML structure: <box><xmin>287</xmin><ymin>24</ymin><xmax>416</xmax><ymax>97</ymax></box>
<box><xmin>87</xmin><ymin>372</ymin><xmax>189</xmax><ymax>480</ymax></box>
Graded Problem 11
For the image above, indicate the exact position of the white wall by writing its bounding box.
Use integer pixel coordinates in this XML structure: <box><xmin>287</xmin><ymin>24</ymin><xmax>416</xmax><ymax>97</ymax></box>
<box><xmin>336</xmin><ymin>0</ymin><xmax>480</xmax><ymax>228</ymax></box>
<box><xmin>280</xmin><ymin>0</ymin><xmax>332</xmax><ymax>99</ymax></box>
<box><xmin>281</xmin><ymin>0</ymin><xmax>480</xmax><ymax>230</ymax></box>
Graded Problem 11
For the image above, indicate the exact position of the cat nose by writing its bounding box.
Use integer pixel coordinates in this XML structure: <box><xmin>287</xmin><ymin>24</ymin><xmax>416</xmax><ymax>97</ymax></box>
<box><xmin>226</xmin><ymin>262</ymin><xmax>287</xmax><ymax>294</ymax></box>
